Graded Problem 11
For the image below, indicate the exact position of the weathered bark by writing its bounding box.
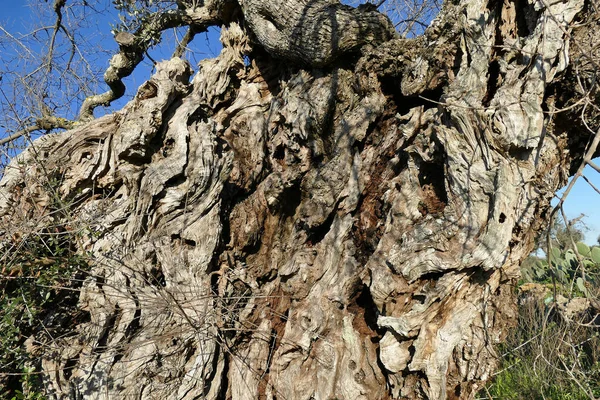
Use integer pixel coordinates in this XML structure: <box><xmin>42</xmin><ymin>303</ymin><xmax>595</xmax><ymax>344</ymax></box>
<box><xmin>78</xmin><ymin>0</ymin><xmax>229</xmax><ymax>121</ymax></box>
<box><xmin>240</xmin><ymin>0</ymin><xmax>395</xmax><ymax>66</ymax></box>
<box><xmin>0</xmin><ymin>0</ymin><xmax>597</xmax><ymax>399</ymax></box>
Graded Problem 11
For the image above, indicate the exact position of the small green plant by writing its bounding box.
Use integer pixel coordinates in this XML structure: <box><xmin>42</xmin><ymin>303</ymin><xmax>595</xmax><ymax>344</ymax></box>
<box><xmin>0</xmin><ymin>175</ymin><xmax>89</xmax><ymax>398</ymax></box>
<box><xmin>481</xmin><ymin>296</ymin><xmax>600</xmax><ymax>399</ymax></box>
<box><xmin>483</xmin><ymin>240</ymin><xmax>600</xmax><ymax>399</ymax></box>
<box><xmin>9</xmin><ymin>367</ymin><xmax>46</xmax><ymax>400</ymax></box>
<box><xmin>520</xmin><ymin>242</ymin><xmax>600</xmax><ymax>297</ymax></box>
<box><xmin>0</xmin><ymin>233</ymin><xmax>88</xmax><ymax>397</ymax></box>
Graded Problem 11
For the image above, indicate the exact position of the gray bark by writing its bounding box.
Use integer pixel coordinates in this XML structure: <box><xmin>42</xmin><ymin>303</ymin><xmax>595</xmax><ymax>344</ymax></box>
<box><xmin>0</xmin><ymin>0</ymin><xmax>597</xmax><ymax>399</ymax></box>
<box><xmin>240</xmin><ymin>0</ymin><xmax>395</xmax><ymax>66</ymax></box>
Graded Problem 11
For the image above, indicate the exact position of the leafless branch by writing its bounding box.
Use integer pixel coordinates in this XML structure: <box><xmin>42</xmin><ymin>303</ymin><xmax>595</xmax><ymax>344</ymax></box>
<box><xmin>78</xmin><ymin>6</ymin><xmax>222</xmax><ymax>121</ymax></box>
<box><xmin>0</xmin><ymin>116</ymin><xmax>76</xmax><ymax>146</ymax></box>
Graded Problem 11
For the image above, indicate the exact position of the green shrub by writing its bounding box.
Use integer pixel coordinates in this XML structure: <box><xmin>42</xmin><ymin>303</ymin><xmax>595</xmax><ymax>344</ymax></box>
<box><xmin>1</xmin><ymin>208</ymin><xmax>88</xmax><ymax>398</ymax></box>
<box><xmin>482</xmin><ymin>242</ymin><xmax>600</xmax><ymax>399</ymax></box>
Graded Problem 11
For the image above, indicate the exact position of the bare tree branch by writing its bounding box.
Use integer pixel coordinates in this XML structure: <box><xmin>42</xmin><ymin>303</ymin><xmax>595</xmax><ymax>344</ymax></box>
<box><xmin>78</xmin><ymin>5</ymin><xmax>223</xmax><ymax>121</ymax></box>
<box><xmin>172</xmin><ymin>26</ymin><xmax>198</xmax><ymax>58</ymax></box>
<box><xmin>47</xmin><ymin>0</ymin><xmax>68</xmax><ymax>72</ymax></box>
<box><xmin>0</xmin><ymin>116</ymin><xmax>75</xmax><ymax>146</ymax></box>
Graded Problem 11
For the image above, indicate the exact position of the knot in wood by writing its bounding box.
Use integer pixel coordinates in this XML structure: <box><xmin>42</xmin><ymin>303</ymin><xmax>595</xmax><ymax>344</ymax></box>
<box><xmin>136</xmin><ymin>81</ymin><xmax>159</xmax><ymax>100</ymax></box>
<box><xmin>114</xmin><ymin>31</ymin><xmax>137</xmax><ymax>49</ymax></box>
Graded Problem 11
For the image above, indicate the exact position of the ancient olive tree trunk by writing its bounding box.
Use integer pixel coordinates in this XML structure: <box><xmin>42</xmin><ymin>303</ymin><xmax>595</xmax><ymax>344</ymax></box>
<box><xmin>0</xmin><ymin>0</ymin><xmax>596</xmax><ymax>398</ymax></box>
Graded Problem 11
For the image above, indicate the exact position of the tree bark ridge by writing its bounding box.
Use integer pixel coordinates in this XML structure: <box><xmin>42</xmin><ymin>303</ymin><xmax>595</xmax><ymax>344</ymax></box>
<box><xmin>0</xmin><ymin>0</ymin><xmax>595</xmax><ymax>398</ymax></box>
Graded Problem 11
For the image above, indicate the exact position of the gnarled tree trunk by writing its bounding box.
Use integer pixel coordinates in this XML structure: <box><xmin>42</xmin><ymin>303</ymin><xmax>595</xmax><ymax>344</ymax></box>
<box><xmin>0</xmin><ymin>0</ymin><xmax>598</xmax><ymax>398</ymax></box>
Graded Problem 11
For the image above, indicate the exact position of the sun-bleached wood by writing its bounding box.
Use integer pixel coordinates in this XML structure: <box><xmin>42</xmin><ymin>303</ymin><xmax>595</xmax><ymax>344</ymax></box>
<box><xmin>0</xmin><ymin>0</ymin><xmax>596</xmax><ymax>398</ymax></box>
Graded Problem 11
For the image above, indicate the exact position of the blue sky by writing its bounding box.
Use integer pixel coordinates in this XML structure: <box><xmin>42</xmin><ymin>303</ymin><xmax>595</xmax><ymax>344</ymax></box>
<box><xmin>555</xmin><ymin>165</ymin><xmax>600</xmax><ymax>244</ymax></box>
<box><xmin>0</xmin><ymin>0</ymin><xmax>598</xmax><ymax>244</ymax></box>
